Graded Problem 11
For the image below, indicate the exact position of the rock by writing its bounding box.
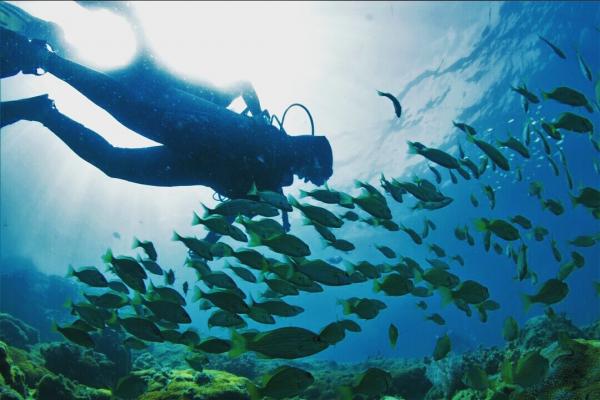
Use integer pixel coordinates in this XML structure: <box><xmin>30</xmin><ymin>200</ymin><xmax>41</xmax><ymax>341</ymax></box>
<box><xmin>92</xmin><ymin>328</ymin><xmax>131</xmax><ymax>378</ymax></box>
<box><xmin>139</xmin><ymin>369</ymin><xmax>250</xmax><ymax>400</ymax></box>
<box><xmin>390</xmin><ymin>366</ymin><xmax>432</xmax><ymax>400</ymax></box>
<box><xmin>40</xmin><ymin>342</ymin><xmax>117</xmax><ymax>388</ymax></box>
<box><xmin>36</xmin><ymin>374</ymin><xmax>76</xmax><ymax>400</ymax></box>
<box><xmin>518</xmin><ymin>314</ymin><xmax>583</xmax><ymax>349</ymax></box>
<box><xmin>0</xmin><ymin>314</ymin><xmax>39</xmax><ymax>349</ymax></box>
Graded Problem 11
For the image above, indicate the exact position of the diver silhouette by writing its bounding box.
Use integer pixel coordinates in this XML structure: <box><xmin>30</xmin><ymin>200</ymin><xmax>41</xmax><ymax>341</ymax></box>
<box><xmin>0</xmin><ymin>25</ymin><xmax>333</xmax><ymax>232</ymax></box>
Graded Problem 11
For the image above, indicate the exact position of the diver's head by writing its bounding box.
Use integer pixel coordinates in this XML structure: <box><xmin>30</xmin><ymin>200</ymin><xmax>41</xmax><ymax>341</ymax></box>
<box><xmin>289</xmin><ymin>135</ymin><xmax>333</xmax><ymax>186</ymax></box>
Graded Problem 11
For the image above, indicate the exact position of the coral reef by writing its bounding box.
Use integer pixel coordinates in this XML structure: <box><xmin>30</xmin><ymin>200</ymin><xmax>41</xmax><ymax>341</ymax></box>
<box><xmin>40</xmin><ymin>342</ymin><xmax>118</xmax><ymax>388</ymax></box>
<box><xmin>517</xmin><ymin>313</ymin><xmax>582</xmax><ymax>349</ymax></box>
<box><xmin>0</xmin><ymin>314</ymin><xmax>39</xmax><ymax>349</ymax></box>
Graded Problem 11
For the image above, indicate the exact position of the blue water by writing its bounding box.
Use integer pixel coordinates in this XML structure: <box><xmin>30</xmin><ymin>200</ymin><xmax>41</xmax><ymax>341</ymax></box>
<box><xmin>1</xmin><ymin>1</ymin><xmax>599</xmax><ymax>364</ymax></box>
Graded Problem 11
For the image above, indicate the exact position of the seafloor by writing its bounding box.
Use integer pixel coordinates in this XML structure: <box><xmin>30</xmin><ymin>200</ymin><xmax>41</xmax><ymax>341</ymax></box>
<box><xmin>0</xmin><ymin>259</ymin><xmax>598</xmax><ymax>400</ymax></box>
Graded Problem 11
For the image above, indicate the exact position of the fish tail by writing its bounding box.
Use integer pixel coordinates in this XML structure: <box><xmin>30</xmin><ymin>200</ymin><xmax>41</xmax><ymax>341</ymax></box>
<box><xmin>101</xmin><ymin>248</ymin><xmax>113</xmax><ymax>264</ymax></box>
<box><xmin>66</xmin><ymin>265</ymin><xmax>75</xmax><ymax>278</ymax></box>
<box><xmin>201</xmin><ymin>203</ymin><xmax>212</xmax><ymax>217</ymax></box>
<box><xmin>191</xmin><ymin>212</ymin><xmax>202</xmax><ymax>226</ymax></box>
<box><xmin>171</xmin><ymin>231</ymin><xmax>182</xmax><ymax>242</ymax></box>
<box><xmin>131</xmin><ymin>292</ymin><xmax>143</xmax><ymax>306</ymax></box>
<box><xmin>569</xmin><ymin>193</ymin><xmax>579</xmax><ymax>208</ymax></box>
<box><xmin>247</xmin><ymin>231</ymin><xmax>263</xmax><ymax>247</ymax></box>
<box><xmin>541</xmin><ymin>91</ymin><xmax>550</xmax><ymax>100</ymax></box>
<box><xmin>521</xmin><ymin>293</ymin><xmax>533</xmax><ymax>313</ymax></box>
<box><xmin>63</xmin><ymin>298</ymin><xmax>72</xmax><ymax>310</ymax></box>
<box><xmin>473</xmin><ymin>218</ymin><xmax>489</xmax><ymax>233</ymax></box>
<box><xmin>340</xmin><ymin>300</ymin><xmax>352</xmax><ymax>315</ymax></box>
<box><xmin>131</xmin><ymin>236</ymin><xmax>141</xmax><ymax>250</ymax></box>
<box><xmin>107</xmin><ymin>311</ymin><xmax>119</xmax><ymax>327</ymax></box>
<box><xmin>51</xmin><ymin>321</ymin><xmax>59</xmax><ymax>333</ymax></box>
<box><xmin>373</xmin><ymin>279</ymin><xmax>381</xmax><ymax>293</ymax></box>
<box><xmin>229</xmin><ymin>329</ymin><xmax>248</xmax><ymax>358</ymax></box>
<box><xmin>192</xmin><ymin>287</ymin><xmax>204</xmax><ymax>303</ymax></box>
<box><xmin>407</xmin><ymin>141</ymin><xmax>419</xmax><ymax>155</ymax></box>
<box><xmin>298</xmin><ymin>189</ymin><xmax>308</xmax><ymax>198</ymax></box>
<box><xmin>287</xmin><ymin>194</ymin><xmax>299</xmax><ymax>208</ymax></box>
<box><xmin>438</xmin><ymin>287</ymin><xmax>454</xmax><ymax>307</ymax></box>
<box><xmin>246</xmin><ymin>382</ymin><xmax>262</xmax><ymax>400</ymax></box>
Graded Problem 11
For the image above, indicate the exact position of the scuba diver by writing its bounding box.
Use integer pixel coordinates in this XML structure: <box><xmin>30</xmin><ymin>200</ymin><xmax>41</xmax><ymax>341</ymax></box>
<box><xmin>0</xmin><ymin>15</ymin><xmax>333</xmax><ymax>231</ymax></box>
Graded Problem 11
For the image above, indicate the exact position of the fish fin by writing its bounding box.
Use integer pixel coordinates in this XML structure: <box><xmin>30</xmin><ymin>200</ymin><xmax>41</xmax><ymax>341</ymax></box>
<box><xmin>521</xmin><ymin>293</ymin><xmax>533</xmax><ymax>313</ymax></box>
<box><xmin>229</xmin><ymin>329</ymin><xmax>247</xmax><ymax>358</ymax></box>
<box><xmin>438</xmin><ymin>287</ymin><xmax>454</xmax><ymax>307</ymax></box>
<box><xmin>191</xmin><ymin>212</ymin><xmax>201</xmax><ymax>226</ymax></box>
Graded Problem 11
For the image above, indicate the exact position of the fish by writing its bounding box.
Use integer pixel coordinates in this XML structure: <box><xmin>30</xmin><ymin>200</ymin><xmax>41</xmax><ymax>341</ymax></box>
<box><xmin>428</xmin><ymin>243</ymin><xmax>446</xmax><ymax>257</ymax></box>
<box><xmin>263</xmin><ymin>277</ymin><xmax>299</xmax><ymax>296</ymax></box>
<box><xmin>318</xmin><ymin>321</ymin><xmax>347</xmax><ymax>345</ymax></box>
<box><xmin>236</xmin><ymin>216</ymin><xmax>285</xmax><ymax>242</ymax></box>
<box><xmin>511</xmin><ymin>84</ymin><xmax>540</xmax><ymax>103</ymax></box>
<box><xmin>553</xmin><ymin>112</ymin><xmax>593</xmax><ymax>134</ymax></box>
<box><xmin>576</xmin><ymin>50</ymin><xmax>593</xmax><ymax>81</ymax></box>
<box><xmin>201</xmin><ymin>271</ymin><xmax>238</xmax><ymax>290</ymax></box>
<box><xmin>550</xmin><ymin>239</ymin><xmax>562</xmax><ymax>262</ymax></box>
<box><xmin>546</xmin><ymin>155</ymin><xmax>560</xmax><ymax>176</ymax></box>
<box><xmin>465</xmin><ymin>134</ymin><xmax>510</xmax><ymax>171</ymax></box>
<box><xmin>451</xmin><ymin>255</ymin><xmax>465</xmax><ymax>266</ymax></box>
<box><xmin>117</xmin><ymin>315</ymin><xmax>164</xmax><ymax>342</ymax></box>
<box><xmin>107</xmin><ymin>280</ymin><xmax>129</xmax><ymax>294</ymax></box>
<box><xmin>204</xmin><ymin>198</ymin><xmax>279</xmax><ymax>218</ymax></box>
<box><xmin>113</xmin><ymin>374</ymin><xmax>148</xmax><ymax>400</ymax></box>
<box><xmin>84</xmin><ymin>292</ymin><xmax>129</xmax><ymax>309</ymax></box>
<box><xmin>248</xmin><ymin>231</ymin><xmax>311</xmax><ymax>257</ymax></box>
<box><xmin>538</xmin><ymin>35</ymin><xmax>566</xmax><ymax>59</ymax></box>
<box><xmin>247</xmin><ymin>366</ymin><xmax>314</xmax><ymax>400</ymax></box>
<box><xmin>247</xmin><ymin>183</ymin><xmax>292</xmax><ymax>211</ymax></box>
<box><xmin>226</xmin><ymin>264</ymin><xmax>257</xmax><ymax>283</ymax></box>
<box><xmin>52</xmin><ymin>322</ymin><xmax>95</xmax><ymax>348</ymax></box>
<box><xmin>182</xmin><ymin>281</ymin><xmax>189</xmax><ymax>296</ymax></box>
<box><xmin>428</xmin><ymin>164</ymin><xmax>442</xmax><ymax>184</ymax></box>
<box><xmin>570</xmin><ymin>187</ymin><xmax>600</xmax><ymax>209</ymax></box>
<box><xmin>407</xmin><ymin>141</ymin><xmax>465</xmax><ymax>171</ymax></box>
<box><xmin>288</xmin><ymin>196</ymin><xmax>343</xmax><ymax>228</ymax></box>
<box><xmin>67</xmin><ymin>265</ymin><xmax>108</xmax><ymax>288</ymax></box>
<box><xmin>416</xmin><ymin>300</ymin><xmax>428</xmax><ymax>310</ymax></box>
<box><xmin>531</xmin><ymin>226</ymin><xmax>549</xmax><ymax>242</ymax></box>
<box><xmin>453</xmin><ymin>121</ymin><xmax>477</xmax><ymax>136</ymax></box>
<box><xmin>411</xmin><ymin>197</ymin><xmax>454</xmax><ymax>211</ymax></box>
<box><xmin>510</xmin><ymin>215</ymin><xmax>532</xmax><ymax>230</ymax></box>
<box><xmin>102</xmin><ymin>250</ymin><xmax>147</xmax><ymax>294</ymax></box>
<box><xmin>340</xmin><ymin>210</ymin><xmax>360</xmax><ymax>221</ymax></box>
<box><xmin>433</xmin><ymin>334</ymin><xmax>451</xmax><ymax>360</ymax></box>
<box><xmin>497</xmin><ymin>136</ymin><xmax>530</xmax><ymax>158</ymax></box>
<box><xmin>300</xmin><ymin>186</ymin><xmax>354</xmax><ymax>208</ymax></box>
<box><xmin>123</xmin><ymin>337</ymin><xmax>148</xmax><ymax>350</ymax></box>
<box><xmin>512</xmin><ymin>350</ymin><xmax>550</xmax><ymax>388</ymax></box>
<box><xmin>503</xmin><ymin>316</ymin><xmax>519</xmax><ymax>341</ymax></box>
<box><xmin>194</xmin><ymin>337</ymin><xmax>232</xmax><ymax>354</ymax></box>
<box><xmin>454</xmin><ymin>226</ymin><xmax>467</xmax><ymax>241</ymax></box>
<box><xmin>541</xmin><ymin>121</ymin><xmax>562</xmax><ymax>140</ymax></box>
<box><xmin>478</xmin><ymin>156</ymin><xmax>489</xmax><ymax>176</ymax></box>
<box><xmin>247</xmin><ymin>305</ymin><xmax>276</xmax><ymax>325</ymax></box>
<box><xmin>522</xmin><ymin>278</ymin><xmax>569</xmax><ymax>312</ymax></box>
<box><xmin>138</xmin><ymin>257</ymin><xmax>164</xmax><ymax>276</ymax></box>
<box><xmin>207</xmin><ymin>309</ymin><xmax>247</xmax><ymax>329</ymax></box>
<box><xmin>171</xmin><ymin>232</ymin><xmax>213</xmax><ymax>260</ymax></box>
<box><xmin>339</xmin><ymin>297</ymin><xmax>387</xmax><ymax>320</ymax></box>
<box><xmin>192</xmin><ymin>213</ymin><xmax>248</xmax><ymax>242</ymax></box>
<box><xmin>388</xmin><ymin>323</ymin><xmax>398</xmax><ymax>348</ymax></box>
<box><xmin>230</xmin><ymin>327</ymin><xmax>328</xmax><ymax>359</ymax></box>
<box><xmin>377</xmin><ymin>90</ymin><xmax>402</xmax><ymax>118</ymax></box>
<box><xmin>193</xmin><ymin>288</ymin><xmax>250</xmax><ymax>314</ymax></box>
<box><xmin>483</xmin><ymin>185</ymin><xmax>496</xmax><ymax>209</ymax></box>
<box><xmin>185</xmin><ymin>353</ymin><xmax>208</xmax><ymax>371</ymax></box>
<box><xmin>569</xmin><ymin>234</ymin><xmax>598</xmax><ymax>247</ymax></box>
<box><xmin>529</xmin><ymin>181</ymin><xmax>544</xmax><ymax>199</ymax></box>
<box><xmin>463</xmin><ymin>365</ymin><xmax>489</xmax><ymax>391</ymax></box>
<box><xmin>400</xmin><ymin>224</ymin><xmax>423</xmax><ymax>244</ymax></box>
<box><xmin>353</xmin><ymin>192</ymin><xmax>392</xmax><ymax>220</ymax></box>
<box><xmin>164</xmin><ymin>268</ymin><xmax>175</xmax><ymax>285</ymax></box>
<box><xmin>541</xmin><ymin>198</ymin><xmax>564</xmax><ymax>215</ymax></box>
<box><xmin>380</xmin><ymin>174</ymin><xmax>407</xmax><ymax>203</ymax></box>
<box><xmin>449</xmin><ymin>169</ymin><xmax>458</xmax><ymax>184</ymax></box>
<box><xmin>339</xmin><ymin>368</ymin><xmax>392</xmax><ymax>400</ymax></box>
<box><xmin>232</xmin><ymin>249</ymin><xmax>269</xmax><ymax>270</ymax></box>
<box><xmin>373</xmin><ymin>273</ymin><xmax>414</xmax><ymax>296</ymax></box>
<box><xmin>460</xmin><ymin>157</ymin><xmax>480</xmax><ymax>178</ymax></box>
<box><xmin>571</xmin><ymin>251</ymin><xmax>585</xmax><ymax>268</ymax></box>
<box><xmin>439</xmin><ymin>280</ymin><xmax>489</xmax><ymax>306</ymax></box>
<box><xmin>251</xmin><ymin>299</ymin><xmax>304</xmax><ymax>317</ymax></box>
<box><xmin>535</xmin><ymin>128</ymin><xmax>552</xmax><ymax>155</ymax></box>
<box><xmin>376</xmin><ymin>245</ymin><xmax>396</xmax><ymax>259</ymax></box>
<box><xmin>474</xmin><ymin>218</ymin><xmax>520</xmax><ymax>241</ymax></box>
<box><xmin>426</xmin><ymin>313</ymin><xmax>446</xmax><ymax>325</ymax></box>
<box><xmin>134</xmin><ymin>294</ymin><xmax>191</xmax><ymax>324</ymax></box>
<box><xmin>542</xmin><ymin>86</ymin><xmax>593</xmax><ymax>112</ymax></box>
<box><xmin>131</xmin><ymin>237</ymin><xmax>158</xmax><ymax>261</ymax></box>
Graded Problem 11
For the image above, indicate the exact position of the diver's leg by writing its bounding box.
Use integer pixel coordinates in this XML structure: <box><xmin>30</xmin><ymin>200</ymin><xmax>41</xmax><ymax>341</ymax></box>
<box><xmin>1</xmin><ymin>95</ymin><xmax>199</xmax><ymax>186</ymax></box>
